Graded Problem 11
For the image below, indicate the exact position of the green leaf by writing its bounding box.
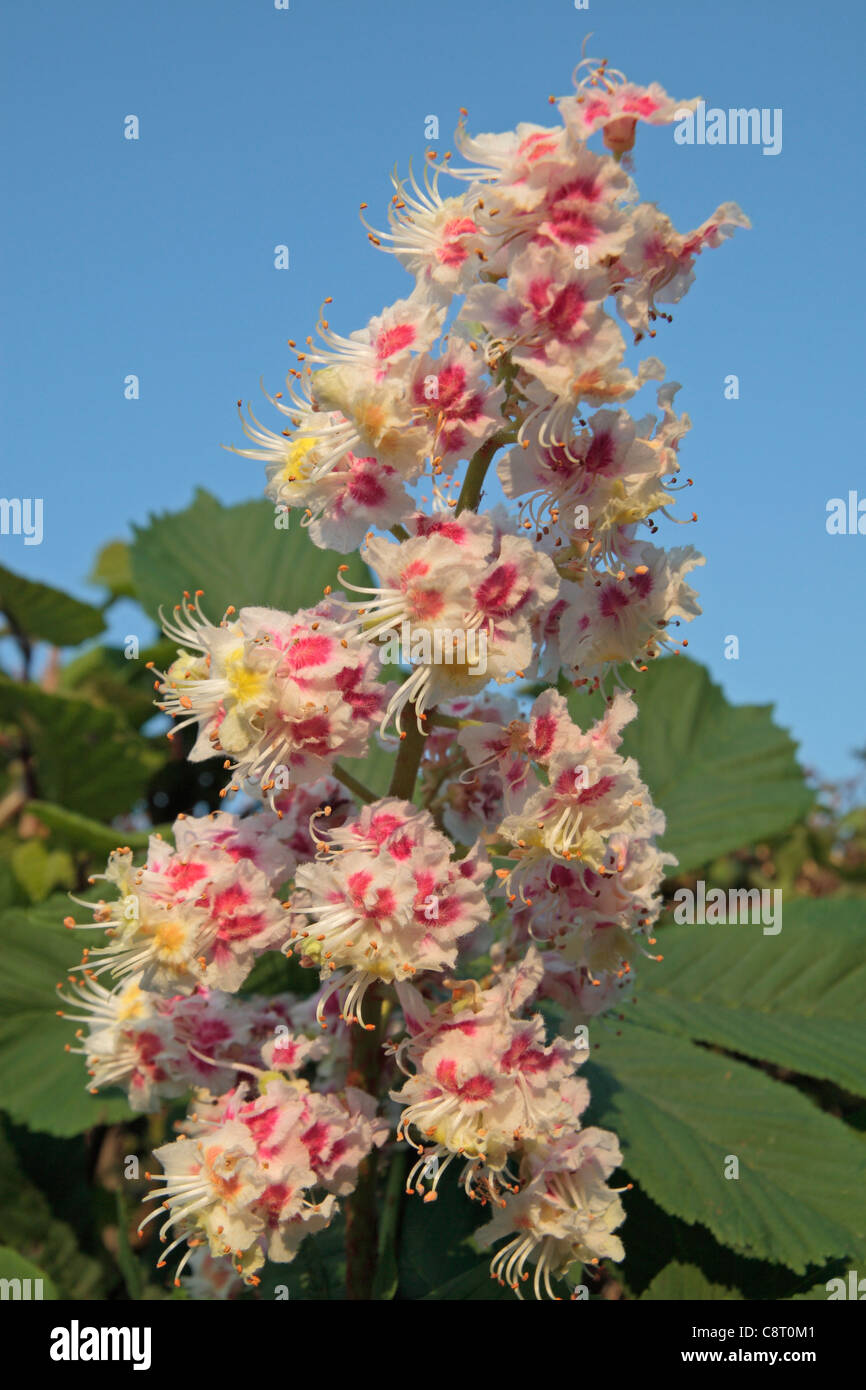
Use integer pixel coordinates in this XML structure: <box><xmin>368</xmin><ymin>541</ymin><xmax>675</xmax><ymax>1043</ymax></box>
<box><xmin>0</xmin><ymin>897</ymin><xmax>133</xmax><ymax>1136</ymax></box>
<box><xmin>251</xmin><ymin>1214</ymin><xmax>347</xmax><ymax>1301</ymax></box>
<box><xmin>586</xmin><ymin>1021</ymin><xmax>866</xmax><ymax>1273</ymax></box>
<box><xmin>596</xmin><ymin>1178</ymin><xmax>841</xmax><ymax>1301</ymax></box>
<box><xmin>88</xmin><ymin>540</ymin><xmax>136</xmax><ymax>601</ymax></box>
<box><xmin>10</xmin><ymin>840</ymin><xmax>75</xmax><ymax>904</ymax></box>
<box><xmin>567</xmin><ymin>658</ymin><xmax>813</xmax><ymax>874</ymax></box>
<box><xmin>0</xmin><ymin>1130</ymin><xmax>107</xmax><ymax>1296</ymax></box>
<box><xmin>0</xmin><ymin>678</ymin><xmax>161</xmax><ymax>819</ymax></box>
<box><xmin>372</xmin><ymin>1150</ymin><xmax>406</xmax><ymax>1300</ymax></box>
<box><xmin>26</xmin><ymin>802</ymin><xmax>158</xmax><ymax>856</ymax></box>
<box><xmin>0</xmin><ymin>563</ymin><xmax>105</xmax><ymax>647</ymax></box>
<box><xmin>239</xmin><ymin>948</ymin><xmax>313</xmax><ymax>998</ymax></box>
<box><xmin>0</xmin><ymin>1245</ymin><xmax>58</xmax><ymax>1299</ymax></box>
<box><xmin>421</xmin><ymin>1263</ymin><xmax>513</xmax><ymax>1300</ymax></box>
<box><xmin>397</xmin><ymin>1168</ymin><xmax>490</xmax><ymax>1299</ymax></box>
<box><xmin>633</xmin><ymin>898</ymin><xmax>866</xmax><ymax>1097</ymax></box>
<box><xmin>641</xmin><ymin>1261</ymin><xmax>742</xmax><ymax>1300</ymax></box>
<box><xmin>792</xmin><ymin>1282</ymin><xmax>834</xmax><ymax>1300</ymax></box>
<box><xmin>58</xmin><ymin>642</ymin><xmax>171</xmax><ymax>728</ymax></box>
<box><xmin>115</xmin><ymin>1189</ymin><xmax>145</xmax><ymax>1300</ymax></box>
<box><xmin>0</xmin><ymin>859</ymin><xmax>18</xmax><ymax>912</ymax></box>
<box><xmin>129</xmin><ymin>488</ymin><xmax>372</xmax><ymax>621</ymax></box>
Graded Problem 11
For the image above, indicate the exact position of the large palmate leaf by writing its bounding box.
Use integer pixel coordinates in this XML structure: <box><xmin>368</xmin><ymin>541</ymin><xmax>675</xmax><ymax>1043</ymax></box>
<box><xmin>130</xmin><ymin>488</ymin><xmax>371</xmax><ymax>621</ymax></box>
<box><xmin>633</xmin><ymin>898</ymin><xmax>866</xmax><ymax>1097</ymax></box>
<box><xmin>0</xmin><ymin>678</ymin><xmax>160</xmax><ymax>819</ymax></box>
<box><xmin>586</xmin><ymin>1021</ymin><xmax>866</xmax><ymax>1273</ymax></box>
<box><xmin>599</xmin><ymin>1180</ymin><xmax>843</xmax><ymax>1301</ymax></box>
<box><xmin>0</xmin><ymin>563</ymin><xmax>105</xmax><ymax>647</ymax></box>
<box><xmin>567</xmin><ymin>657</ymin><xmax>813</xmax><ymax>873</ymax></box>
<box><xmin>0</xmin><ymin>897</ymin><xmax>133</xmax><ymax>1136</ymax></box>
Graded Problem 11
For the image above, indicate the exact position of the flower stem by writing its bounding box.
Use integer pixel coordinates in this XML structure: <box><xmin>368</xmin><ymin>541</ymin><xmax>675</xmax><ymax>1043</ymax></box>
<box><xmin>455</xmin><ymin>427</ymin><xmax>515</xmax><ymax>516</ymax></box>
<box><xmin>427</xmin><ymin>711</ymin><xmax>483</xmax><ymax>731</ymax></box>
<box><xmin>344</xmin><ymin>704</ymin><xmax>428</xmax><ymax>1298</ymax></box>
<box><xmin>388</xmin><ymin>705</ymin><xmax>428</xmax><ymax>800</ymax></box>
<box><xmin>344</xmin><ymin>423</ymin><xmax>511</xmax><ymax>1293</ymax></box>
<box><xmin>332</xmin><ymin>762</ymin><xmax>377</xmax><ymax>804</ymax></box>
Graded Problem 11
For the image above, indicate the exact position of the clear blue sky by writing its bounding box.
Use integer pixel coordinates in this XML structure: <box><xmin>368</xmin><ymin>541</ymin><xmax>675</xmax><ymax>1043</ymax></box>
<box><xmin>1</xmin><ymin>0</ymin><xmax>863</xmax><ymax>785</ymax></box>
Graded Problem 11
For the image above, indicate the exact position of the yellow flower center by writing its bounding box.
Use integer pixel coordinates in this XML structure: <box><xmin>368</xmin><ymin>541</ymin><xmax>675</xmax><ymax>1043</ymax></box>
<box><xmin>117</xmin><ymin>982</ymin><xmax>147</xmax><ymax>1020</ymax></box>
<box><xmin>225</xmin><ymin>650</ymin><xmax>267</xmax><ymax>708</ymax></box>
<box><xmin>279</xmin><ymin>436</ymin><xmax>320</xmax><ymax>486</ymax></box>
<box><xmin>152</xmin><ymin>919</ymin><xmax>188</xmax><ymax>962</ymax></box>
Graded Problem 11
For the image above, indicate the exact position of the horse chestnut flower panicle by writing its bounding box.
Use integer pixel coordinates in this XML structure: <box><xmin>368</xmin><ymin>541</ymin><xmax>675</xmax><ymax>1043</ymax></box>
<box><xmin>64</xmin><ymin>812</ymin><xmax>294</xmax><ymax>995</ymax></box>
<box><xmin>391</xmin><ymin>949</ymin><xmax>589</xmax><ymax>1201</ymax></box>
<box><xmin>556</xmin><ymin>540</ymin><xmax>705</xmax><ymax>680</ymax></box>
<box><xmin>151</xmin><ymin>593</ymin><xmax>386</xmax><ymax>799</ymax></box>
<box><xmin>56</xmin><ymin>971</ymin><xmax>327</xmax><ymax>1112</ymax></box>
<box><xmin>508</xmin><ymin>837</ymin><xmax>673</xmax><ymax>990</ymax></box>
<box><xmin>458</xmin><ymin>689</ymin><xmax>673</xmax><ymax>1013</ymax></box>
<box><xmin>59</xmin><ymin>53</ymin><xmax>746</xmax><ymax>1299</ymax></box>
<box><xmin>141</xmin><ymin>1072</ymin><xmax>387</xmax><ymax>1284</ymax></box>
<box><xmin>490</xmin><ymin>690</ymin><xmax>666</xmax><ymax>879</ymax></box>
<box><xmin>478</xmin><ymin>1127</ymin><xmax>628</xmax><ymax>1299</ymax></box>
<box><xmin>339</xmin><ymin>510</ymin><xmax>559</xmax><ymax>734</ymax></box>
<box><xmin>288</xmin><ymin>798</ymin><xmax>491</xmax><ymax>1026</ymax></box>
<box><xmin>498</xmin><ymin>386</ymin><xmax>693</xmax><ymax>575</ymax></box>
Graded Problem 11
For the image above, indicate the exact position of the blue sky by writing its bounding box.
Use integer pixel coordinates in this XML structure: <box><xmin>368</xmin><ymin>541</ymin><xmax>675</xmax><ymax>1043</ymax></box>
<box><xmin>1</xmin><ymin>0</ymin><xmax>863</xmax><ymax>784</ymax></box>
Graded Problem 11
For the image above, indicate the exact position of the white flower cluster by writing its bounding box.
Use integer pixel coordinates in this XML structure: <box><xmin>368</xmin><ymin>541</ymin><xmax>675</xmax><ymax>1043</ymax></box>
<box><xmin>62</xmin><ymin>56</ymin><xmax>746</xmax><ymax>1300</ymax></box>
